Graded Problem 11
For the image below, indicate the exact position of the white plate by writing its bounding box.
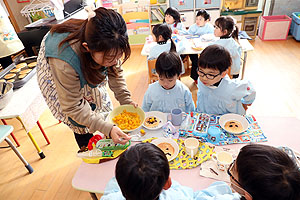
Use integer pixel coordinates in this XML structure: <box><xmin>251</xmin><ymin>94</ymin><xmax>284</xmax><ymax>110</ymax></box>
<box><xmin>219</xmin><ymin>113</ymin><xmax>249</xmax><ymax>135</ymax></box>
<box><xmin>151</xmin><ymin>138</ymin><xmax>179</xmax><ymax>161</ymax></box>
<box><xmin>143</xmin><ymin>111</ymin><xmax>167</xmax><ymax>130</ymax></box>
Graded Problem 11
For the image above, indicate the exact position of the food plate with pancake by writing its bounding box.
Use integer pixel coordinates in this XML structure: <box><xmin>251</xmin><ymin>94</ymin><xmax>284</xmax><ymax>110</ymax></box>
<box><xmin>219</xmin><ymin>113</ymin><xmax>249</xmax><ymax>135</ymax></box>
<box><xmin>143</xmin><ymin>111</ymin><xmax>167</xmax><ymax>130</ymax></box>
<box><xmin>151</xmin><ymin>138</ymin><xmax>179</xmax><ymax>161</ymax></box>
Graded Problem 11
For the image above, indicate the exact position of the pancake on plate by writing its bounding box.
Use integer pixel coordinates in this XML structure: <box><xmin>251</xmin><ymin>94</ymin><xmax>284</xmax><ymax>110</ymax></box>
<box><xmin>144</xmin><ymin>116</ymin><xmax>160</xmax><ymax>128</ymax></box>
<box><xmin>224</xmin><ymin>120</ymin><xmax>244</xmax><ymax>133</ymax></box>
<box><xmin>10</xmin><ymin>68</ymin><xmax>21</xmax><ymax>73</ymax></box>
<box><xmin>157</xmin><ymin>142</ymin><xmax>175</xmax><ymax>160</ymax></box>
<box><xmin>27</xmin><ymin>62</ymin><xmax>37</xmax><ymax>68</ymax></box>
<box><xmin>18</xmin><ymin>74</ymin><xmax>27</xmax><ymax>79</ymax></box>
<box><xmin>7</xmin><ymin>78</ymin><xmax>15</xmax><ymax>83</ymax></box>
<box><xmin>19</xmin><ymin>69</ymin><xmax>32</xmax><ymax>75</ymax></box>
<box><xmin>4</xmin><ymin>73</ymin><xmax>16</xmax><ymax>80</ymax></box>
<box><xmin>15</xmin><ymin>62</ymin><xmax>27</xmax><ymax>69</ymax></box>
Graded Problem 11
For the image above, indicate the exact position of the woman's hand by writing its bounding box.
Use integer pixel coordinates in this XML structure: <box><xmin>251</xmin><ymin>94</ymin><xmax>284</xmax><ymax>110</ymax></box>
<box><xmin>130</xmin><ymin>101</ymin><xmax>138</xmax><ymax>108</ymax></box>
<box><xmin>242</xmin><ymin>104</ymin><xmax>252</xmax><ymax>111</ymax></box>
<box><xmin>110</xmin><ymin>126</ymin><xmax>131</xmax><ymax>144</ymax></box>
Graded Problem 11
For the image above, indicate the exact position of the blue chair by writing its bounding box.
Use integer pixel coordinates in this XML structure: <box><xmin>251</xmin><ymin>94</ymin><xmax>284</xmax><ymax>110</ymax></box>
<box><xmin>0</xmin><ymin>125</ymin><xmax>33</xmax><ymax>174</ymax></box>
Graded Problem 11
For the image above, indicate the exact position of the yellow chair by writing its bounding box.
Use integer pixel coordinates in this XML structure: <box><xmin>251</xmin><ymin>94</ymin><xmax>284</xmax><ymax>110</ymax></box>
<box><xmin>147</xmin><ymin>59</ymin><xmax>159</xmax><ymax>84</ymax></box>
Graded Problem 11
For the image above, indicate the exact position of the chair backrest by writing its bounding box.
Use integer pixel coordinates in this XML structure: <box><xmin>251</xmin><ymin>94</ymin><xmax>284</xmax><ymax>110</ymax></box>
<box><xmin>227</xmin><ymin>66</ymin><xmax>233</xmax><ymax>79</ymax></box>
<box><xmin>147</xmin><ymin>59</ymin><xmax>158</xmax><ymax>84</ymax></box>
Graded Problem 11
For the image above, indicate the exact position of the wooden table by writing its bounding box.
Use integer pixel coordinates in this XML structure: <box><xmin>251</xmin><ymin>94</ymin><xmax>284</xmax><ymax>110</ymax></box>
<box><xmin>141</xmin><ymin>37</ymin><xmax>254</xmax><ymax>80</ymax></box>
<box><xmin>72</xmin><ymin>116</ymin><xmax>300</xmax><ymax>199</ymax></box>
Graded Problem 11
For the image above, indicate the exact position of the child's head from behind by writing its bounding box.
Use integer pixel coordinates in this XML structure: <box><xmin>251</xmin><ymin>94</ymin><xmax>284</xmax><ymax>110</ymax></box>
<box><xmin>198</xmin><ymin>45</ymin><xmax>231</xmax><ymax>86</ymax></box>
<box><xmin>214</xmin><ymin>16</ymin><xmax>239</xmax><ymax>40</ymax></box>
<box><xmin>230</xmin><ymin>144</ymin><xmax>300</xmax><ymax>200</ymax></box>
<box><xmin>152</xmin><ymin>24</ymin><xmax>172</xmax><ymax>42</ymax></box>
<box><xmin>156</xmin><ymin>52</ymin><xmax>182</xmax><ymax>90</ymax></box>
<box><xmin>116</xmin><ymin>143</ymin><xmax>170</xmax><ymax>200</ymax></box>
<box><xmin>196</xmin><ymin>9</ymin><xmax>210</xmax><ymax>27</ymax></box>
<box><xmin>164</xmin><ymin>7</ymin><xmax>181</xmax><ymax>26</ymax></box>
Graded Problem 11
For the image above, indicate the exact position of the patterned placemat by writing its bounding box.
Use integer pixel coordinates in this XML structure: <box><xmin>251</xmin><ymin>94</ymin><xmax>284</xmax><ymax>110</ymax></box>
<box><xmin>143</xmin><ymin>138</ymin><xmax>214</xmax><ymax>170</ymax></box>
<box><xmin>179</xmin><ymin>114</ymin><xmax>267</xmax><ymax>146</ymax></box>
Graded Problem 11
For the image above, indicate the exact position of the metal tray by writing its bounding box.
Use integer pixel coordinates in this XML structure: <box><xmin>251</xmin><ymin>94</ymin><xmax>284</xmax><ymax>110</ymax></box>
<box><xmin>0</xmin><ymin>56</ymin><xmax>37</xmax><ymax>89</ymax></box>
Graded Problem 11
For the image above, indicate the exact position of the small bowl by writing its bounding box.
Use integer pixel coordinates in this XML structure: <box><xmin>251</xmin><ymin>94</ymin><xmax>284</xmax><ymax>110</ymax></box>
<box><xmin>151</xmin><ymin>138</ymin><xmax>179</xmax><ymax>161</ymax></box>
<box><xmin>107</xmin><ymin>105</ymin><xmax>145</xmax><ymax>132</ymax></box>
<box><xmin>219</xmin><ymin>113</ymin><xmax>249</xmax><ymax>135</ymax></box>
<box><xmin>0</xmin><ymin>82</ymin><xmax>13</xmax><ymax>110</ymax></box>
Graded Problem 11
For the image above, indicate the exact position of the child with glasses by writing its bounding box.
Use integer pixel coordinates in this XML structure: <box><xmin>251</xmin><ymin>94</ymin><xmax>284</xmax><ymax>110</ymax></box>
<box><xmin>194</xmin><ymin>144</ymin><xmax>300</xmax><ymax>200</ymax></box>
<box><xmin>142</xmin><ymin>51</ymin><xmax>195</xmax><ymax>113</ymax></box>
<box><xmin>101</xmin><ymin>143</ymin><xmax>195</xmax><ymax>200</ymax></box>
<box><xmin>212</xmin><ymin>16</ymin><xmax>241</xmax><ymax>78</ymax></box>
<box><xmin>196</xmin><ymin>45</ymin><xmax>255</xmax><ymax>115</ymax></box>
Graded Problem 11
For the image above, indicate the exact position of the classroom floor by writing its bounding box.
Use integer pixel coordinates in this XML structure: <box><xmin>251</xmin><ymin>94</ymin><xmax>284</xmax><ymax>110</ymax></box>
<box><xmin>0</xmin><ymin>36</ymin><xmax>300</xmax><ymax>200</ymax></box>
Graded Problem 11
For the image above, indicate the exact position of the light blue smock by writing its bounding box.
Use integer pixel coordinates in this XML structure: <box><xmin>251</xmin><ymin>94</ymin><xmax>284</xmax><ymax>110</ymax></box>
<box><xmin>211</xmin><ymin>38</ymin><xmax>242</xmax><ymax>75</ymax></box>
<box><xmin>142</xmin><ymin>80</ymin><xmax>195</xmax><ymax>113</ymax></box>
<box><xmin>165</xmin><ymin>22</ymin><xmax>187</xmax><ymax>35</ymax></box>
<box><xmin>100</xmin><ymin>177</ymin><xmax>195</xmax><ymax>200</ymax></box>
<box><xmin>196</xmin><ymin>75</ymin><xmax>256</xmax><ymax>115</ymax></box>
<box><xmin>148</xmin><ymin>40</ymin><xmax>185</xmax><ymax>60</ymax></box>
<box><xmin>187</xmin><ymin>23</ymin><xmax>214</xmax><ymax>36</ymax></box>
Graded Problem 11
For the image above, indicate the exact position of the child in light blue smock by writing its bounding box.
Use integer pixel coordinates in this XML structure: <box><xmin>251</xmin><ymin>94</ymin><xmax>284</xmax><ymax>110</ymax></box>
<box><xmin>212</xmin><ymin>16</ymin><xmax>241</xmax><ymax>78</ymax></box>
<box><xmin>148</xmin><ymin>24</ymin><xmax>185</xmax><ymax>60</ymax></box>
<box><xmin>186</xmin><ymin>9</ymin><xmax>214</xmax><ymax>84</ymax></box>
<box><xmin>100</xmin><ymin>143</ymin><xmax>195</xmax><ymax>200</ymax></box>
<box><xmin>163</xmin><ymin>7</ymin><xmax>187</xmax><ymax>35</ymax></box>
<box><xmin>142</xmin><ymin>51</ymin><xmax>195</xmax><ymax>113</ymax></box>
<box><xmin>196</xmin><ymin>45</ymin><xmax>255</xmax><ymax>115</ymax></box>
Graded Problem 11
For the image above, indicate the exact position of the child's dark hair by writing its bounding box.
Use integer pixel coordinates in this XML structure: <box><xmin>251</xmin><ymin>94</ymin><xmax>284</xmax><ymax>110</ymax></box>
<box><xmin>156</xmin><ymin>52</ymin><xmax>182</xmax><ymax>78</ymax></box>
<box><xmin>51</xmin><ymin>7</ymin><xmax>130</xmax><ymax>85</ymax></box>
<box><xmin>152</xmin><ymin>24</ymin><xmax>176</xmax><ymax>52</ymax></box>
<box><xmin>198</xmin><ymin>44</ymin><xmax>232</xmax><ymax>73</ymax></box>
<box><xmin>196</xmin><ymin>9</ymin><xmax>210</xmax><ymax>21</ymax></box>
<box><xmin>115</xmin><ymin>143</ymin><xmax>170</xmax><ymax>200</ymax></box>
<box><xmin>163</xmin><ymin>7</ymin><xmax>181</xmax><ymax>27</ymax></box>
<box><xmin>236</xmin><ymin>144</ymin><xmax>300</xmax><ymax>200</ymax></box>
<box><xmin>215</xmin><ymin>16</ymin><xmax>239</xmax><ymax>41</ymax></box>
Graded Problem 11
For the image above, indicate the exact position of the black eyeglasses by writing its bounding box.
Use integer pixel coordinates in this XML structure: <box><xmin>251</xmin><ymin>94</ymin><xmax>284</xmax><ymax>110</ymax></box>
<box><xmin>198</xmin><ymin>70</ymin><xmax>221</xmax><ymax>80</ymax></box>
<box><xmin>227</xmin><ymin>160</ymin><xmax>253</xmax><ymax>200</ymax></box>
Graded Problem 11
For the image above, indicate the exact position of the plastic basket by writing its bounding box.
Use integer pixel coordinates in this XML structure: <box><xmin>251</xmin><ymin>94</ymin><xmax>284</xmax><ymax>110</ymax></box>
<box><xmin>291</xmin><ymin>12</ymin><xmax>300</xmax><ymax>41</ymax></box>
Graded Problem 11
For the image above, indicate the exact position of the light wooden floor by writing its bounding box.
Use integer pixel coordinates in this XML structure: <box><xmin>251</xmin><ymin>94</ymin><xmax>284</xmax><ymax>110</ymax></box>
<box><xmin>0</xmin><ymin>36</ymin><xmax>300</xmax><ymax>200</ymax></box>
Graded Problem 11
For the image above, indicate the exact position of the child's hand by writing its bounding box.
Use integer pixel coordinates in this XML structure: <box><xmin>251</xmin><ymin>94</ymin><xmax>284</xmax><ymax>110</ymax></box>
<box><xmin>173</xmin><ymin>29</ymin><xmax>179</xmax><ymax>34</ymax></box>
<box><xmin>110</xmin><ymin>126</ymin><xmax>131</xmax><ymax>144</ymax></box>
<box><xmin>242</xmin><ymin>104</ymin><xmax>252</xmax><ymax>111</ymax></box>
<box><xmin>130</xmin><ymin>101</ymin><xmax>138</xmax><ymax>108</ymax></box>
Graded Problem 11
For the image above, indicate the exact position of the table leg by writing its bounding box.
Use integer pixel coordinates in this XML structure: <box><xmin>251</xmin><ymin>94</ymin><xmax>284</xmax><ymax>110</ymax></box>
<box><xmin>90</xmin><ymin>192</ymin><xmax>98</xmax><ymax>200</ymax></box>
<box><xmin>1</xmin><ymin>119</ymin><xmax>20</xmax><ymax>147</ymax></box>
<box><xmin>16</xmin><ymin>116</ymin><xmax>45</xmax><ymax>159</ymax></box>
<box><xmin>5</xmin><ymin>137</ymin><xmax>34</xmax><ymax>174</ymax></box>
<box><xmin>37</xmin><ymin>120</ymin><xmax>50</xmax><ymax>144</ymax></box>
<box><xmin>241</xmin><ymin>51</ymin><xmax>247</xmax><ymax>80</ymax></box>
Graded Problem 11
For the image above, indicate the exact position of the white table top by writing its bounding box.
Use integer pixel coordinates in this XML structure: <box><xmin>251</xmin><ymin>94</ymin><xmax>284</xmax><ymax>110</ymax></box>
<box><xmin>72</xmin><ymin>116</ymin><xmax>300</xmax><ymax>194</ymax></box>
<box><xmin>141</xmin><ymin>37</ymin><xmax>254</xmax><ymax>56</ymax></box>
<box><xmin>0</xmin><ymin>74</ymin><xmax>47</xmax><ymax>132</ymax></box>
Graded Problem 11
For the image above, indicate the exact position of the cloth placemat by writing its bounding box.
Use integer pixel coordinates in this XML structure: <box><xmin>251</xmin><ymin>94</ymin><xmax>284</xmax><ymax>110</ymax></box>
<box><xmin>180</xmin><ymin>114</ymin><xmax>267</xmax><ymax>146</ymax></box>
<box><xmin>143</xmin><ymin>138</ymin><xmax>214</xmax><ymax>170</ymax></box>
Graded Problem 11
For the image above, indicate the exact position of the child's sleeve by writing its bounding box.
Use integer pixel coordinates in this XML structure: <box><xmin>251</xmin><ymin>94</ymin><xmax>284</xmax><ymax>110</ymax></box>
<box><xmin>187</xmin><ymin>24</ymin><xmax>196</xmax><ymax>35</ymax></box>
<box><xmin>178</xmin><ymin>23</ymin><xmax>188</xmax><ymax>35</ymax></box>
<box><xmin>185</xmin><ymin>89</ymin><xmax>195</xmax><ymax>112</ymax></box>
<box><xmin>100</xmin><ymin>177</ymin><xmax>125</xmax><ymax>200</ymax></box>
<box><xmin>233</xmin><ymin>80</ymin><xmax>256</xmax><ymax>105</ymax></box>
<box><xmin>142</xmin><ymin>88</ymin><xmax>152</xmax><ymax>112</ymax></box>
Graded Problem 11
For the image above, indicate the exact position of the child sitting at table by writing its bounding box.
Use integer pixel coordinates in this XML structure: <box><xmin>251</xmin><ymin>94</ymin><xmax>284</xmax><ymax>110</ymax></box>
<box><xmin>148</xmin><ymin>24</ymin><xmax>185</xmax><ymax>60</ymax></box>
<box><xmin>212</xmin><ymin>16</ymin><xmax>242</xmax><ymax>78</ymax></box>
<box><xmin>186</xmin><ymin>9</ymin><xmax>214</xmax><ymax>84</ymax></box>
<box><xmin>163</xmin><ymin>7</ymin><xmax>187</xmax><ymax>35</ymax></box>
<box><xmin>100</xmin><ymin>143</ymin><xmax>194</xmax><ymax>200</ymax></box>
<box><xmin>196</xmin><ymin>44</ymin><xmax>255</xmax><ymax>115</ymax></box>
<box><xmin>195</xmin><ymin>144</ymin><xmax>300</xmax><ymax>200</ymax></box>
<box><xmin>142</xmin><ymin>51</ymin><xmax>195</xmax><ymax>113</ymax></box>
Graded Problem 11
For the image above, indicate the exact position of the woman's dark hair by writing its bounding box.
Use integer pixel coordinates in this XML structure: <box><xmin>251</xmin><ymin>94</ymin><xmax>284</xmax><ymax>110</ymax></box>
<box><xmin>152</xmin><ymin>24</ymin><xmax>176</xmax><ymax>52</ymax></box>
<box><xmin>196</xmin><ymin>9</ymin><xmax>210</xmax><ymax>21</ymax></box>
<box><xmin>163</xmin><ymin>7</ymin><xmax>181</xmax><ymax>27</ymax></box>
<box><xmin>215</xmin><ymin>16</ymin><xmax>239</xmax><ymax>41</ymax></box>
<box><xmin>236</xmin><ymin>144</ymin><xmax>300</xmax><ymax>200</ymax></box>
<box><xmin>50</xmin><ymin>7</ymin><xmax>131</xmax><ymax>85</ymax></box>
<box><xmin>155</xmin><ymin>51</ymin><xmax>182</xmax><ymax>78</ymax></box>
<box><xmin>198</xmin><ymin>44</ymin><xmax>231</xmax><ymax>73</ymax></box>
<box><xmin>116</xmin><ymin>143</ymin><xmax>170</xmax><ymax>200</ymax></box>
